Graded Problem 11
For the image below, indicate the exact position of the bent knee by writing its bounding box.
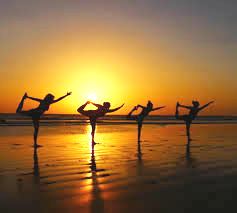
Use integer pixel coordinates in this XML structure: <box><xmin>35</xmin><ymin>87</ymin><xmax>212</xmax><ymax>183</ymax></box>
<box><xmin>16</xmin><ymin>108</ymin><xmax>21</xmax><ymax>113</ymax></box>
<box><xmin>77</xmin><ymin>108</ymin><xmax>82</xmax><ymax>113</ymax></box>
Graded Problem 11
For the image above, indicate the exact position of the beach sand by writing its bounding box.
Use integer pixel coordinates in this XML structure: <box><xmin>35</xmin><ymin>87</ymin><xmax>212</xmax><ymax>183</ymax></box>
<box><xmin>1</xmin><ymin>123</ymin><xmax>237</xmax><ymax>212</ymax></box>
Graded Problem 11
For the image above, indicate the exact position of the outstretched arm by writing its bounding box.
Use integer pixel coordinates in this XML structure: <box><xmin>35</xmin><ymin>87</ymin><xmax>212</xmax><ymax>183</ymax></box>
<box><xmin>152</xmin><ymin>106</ymin><xmax>166</xmax><ymax>111</ymax></box>
<box><xmin>108</xmin><ymin>104</ymin><xmax>124</xmax><ymax>113</ymax></box>
<box><xmin>27</xmin><ymin>94</ymin><xmax>42</xmax><ymax>102</ymax></box>
<box><xmin>198</xmin><ymin>101</ymin><xmax>214</xmax><ymax>111</ymax></box>
<box><xmin>53</xmin><ymin>92</ymin><xmax>71</xmax><ymax>103</ymax></box>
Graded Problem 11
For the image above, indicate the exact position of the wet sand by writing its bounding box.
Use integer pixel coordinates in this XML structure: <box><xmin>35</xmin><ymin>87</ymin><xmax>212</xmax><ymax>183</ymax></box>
<box><xmin>1</xmin><ymin>124</ymin><xmax>237</xmax><ymax>212</ymax></box>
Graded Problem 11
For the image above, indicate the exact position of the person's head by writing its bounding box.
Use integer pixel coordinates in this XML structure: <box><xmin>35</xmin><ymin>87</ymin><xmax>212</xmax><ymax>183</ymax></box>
<box><xmin>147</xmin><ymin>100</ymin><xmax>153</xmax><ymax>109</ymax></box>
<box><xmin>192</xmin><ymin>100</ymin><xmax>200</xmax><ymax>107</ymax></box>
<box><xmin>44</xmin><ymin>93</ymin><xmax>55</xmax><ymax>103</ymax></box>
<box><xmin>103</xmin><ymin>102</ymin><xmax>111</xmax><ymax>109</ymax></box>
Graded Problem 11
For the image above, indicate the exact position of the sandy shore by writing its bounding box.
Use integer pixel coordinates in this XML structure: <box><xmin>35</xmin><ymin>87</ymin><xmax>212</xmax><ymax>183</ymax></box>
<box><xmin>1</xmin><ymin>124</ymin><xmax>237</xmax><ymax>212</ymax></box>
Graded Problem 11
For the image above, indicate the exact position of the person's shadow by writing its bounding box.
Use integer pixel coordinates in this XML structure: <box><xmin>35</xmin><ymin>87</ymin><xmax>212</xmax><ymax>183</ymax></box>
<box><xmin>90</xmin><ymin>144</ymin><xmax>104</xmax><ymax>213</ymax></box>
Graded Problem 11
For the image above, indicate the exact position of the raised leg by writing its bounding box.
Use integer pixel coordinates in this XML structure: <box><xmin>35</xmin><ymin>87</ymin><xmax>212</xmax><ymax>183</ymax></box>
<box><xmin>16</xmin><ymin>93</ymin><xmax>27</xmax><ymax>113</ymax></box>
<box><xmin>77</xmin><ymin>102</ymin><xmax>89</xmax><ymax>116</ymax></box>
<box><xmin>127</xmin><ymin>106</ymin><xmax>137</xmax><ymax>120</ymax></box>
<box><xmin>175</xmin><ymin>102</ymin><xmax>180</xmax><ymax>119</ymax></box>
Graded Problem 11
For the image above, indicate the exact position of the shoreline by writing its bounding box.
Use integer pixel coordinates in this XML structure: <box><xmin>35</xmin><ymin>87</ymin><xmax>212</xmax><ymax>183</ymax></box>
<box><xmin>1</xmin><ymin>120</ymin><xmax>237</xmax><ymax>126</ymax></box>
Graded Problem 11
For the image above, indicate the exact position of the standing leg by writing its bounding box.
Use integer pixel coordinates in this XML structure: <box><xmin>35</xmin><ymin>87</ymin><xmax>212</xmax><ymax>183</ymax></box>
<box><xmin>33</xmin><ymin>119</ymin><xmax>40</xmax><ymax>148</ymax></box>
<box><xmin>138</xmin><ymin>121</ymin><xmax>143</xmax><ymax>142</ymax></box>
<box><xmin>16</xmin><ymin>93</ymin><xmax>27</xmax><ymax>113</ymax></box>
<box><xmin>90</xmin><ymin>118</ymin><xmax>96</xmax><ymax>144</ymax></box>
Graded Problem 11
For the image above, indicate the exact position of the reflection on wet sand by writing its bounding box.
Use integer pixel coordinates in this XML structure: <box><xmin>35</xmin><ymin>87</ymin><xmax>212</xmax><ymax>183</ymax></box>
<box><xmin>185</xmin><ymin>142</ymin><xmax>197</xmax><ymax>168</ymax></box>
<box><xmin>136</xmin><ymin>141</ymin><xmax>144</xmax><ymax>177</ymax></box>
<box><xmin>90</xmin><ymin>143</ymin><xmax>105</xmax><ymax>213</ymax></box>
<box><xmin>33</xmin><ymin>148</ymin><xmax>40</xmax><ymax>184</ymax></box>
<box><xmin>2</xmin><ymin>124</ymin><xmax>237</xmax><ymax>212</ymax></box>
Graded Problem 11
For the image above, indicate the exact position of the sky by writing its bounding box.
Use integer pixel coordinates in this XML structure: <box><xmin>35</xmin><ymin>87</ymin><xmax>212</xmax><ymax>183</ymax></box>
<box><xmin>1</xmin><ymin>0</ymin><xmax>237</xmax><ymax>115</ymax></box>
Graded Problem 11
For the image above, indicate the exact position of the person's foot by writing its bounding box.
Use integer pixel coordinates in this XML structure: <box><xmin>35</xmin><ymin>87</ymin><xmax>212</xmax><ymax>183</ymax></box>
<box><xmin>133</xmin><ymin>106</ymin><xmax>138</xmax><ymax>111</ymax></box>
<box><xmin>187</xmin><ymin>136</ymin><xmax>192</xmax><ymax>142</ymax></box>
<box><xmin>33</xmin><ymin>144</ymin><xmax>43</xmax><ymax>149</ymax></box>
<box><xmin>23</xmin><ymin>93</ymin><xmax>28</xmax><ymax>99</ymax></box>
<box><xmin>91</xmin><ymin>141</ymin><xmax>97</xmax><ymax>146</ymax></box>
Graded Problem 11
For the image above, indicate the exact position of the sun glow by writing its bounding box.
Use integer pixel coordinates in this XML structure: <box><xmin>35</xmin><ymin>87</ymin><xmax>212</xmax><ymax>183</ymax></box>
<box><xmin>87</xmin><ymin>93</ymin><xmax>98</xmax><ymax>102</ymax></box>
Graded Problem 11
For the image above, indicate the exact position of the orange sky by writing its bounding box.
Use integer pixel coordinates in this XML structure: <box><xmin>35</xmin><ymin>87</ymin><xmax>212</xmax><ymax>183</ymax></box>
<box><xmin>1</xmin><ymin>1</ymin><xmax>237</xmax><ymax>115</ymax></box>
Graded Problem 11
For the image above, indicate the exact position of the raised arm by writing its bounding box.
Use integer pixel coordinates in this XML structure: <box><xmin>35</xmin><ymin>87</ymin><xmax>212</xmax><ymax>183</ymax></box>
<box><xmin>178</xmin><ymin>104</ymin><xmax>192</xmax><ymax>110</ymax></box>
<box><xmin>108</xmin><ymin>104</ymin><xmax>124</xmax><ymax>113</ymax></box>
<box><xmin>198</xmin><ymin>101</ymin><xmax>214</xmax><ymax>111</ymax></box>
<box><xmin>53</xmin><ymin>92</ymin><xmax>71</xmax><ymax>103</ymax></box>
<box><xmin>90</xmin><ymin>102</ymin><xmax>103</xmax><ymax>108</ymax></box>
<box><xmin>26</xmin><ymin>94</ymin><xmax>42</xmax><ymax>102</ymax></box>
<box><xmin>137</xmin><ymin>104</ymin><xmax>146</xmax><ymax>109</ymax></box>
<box><xmin>152</xmin><ymin>106</ymin><xmax>166</xmax><ymax>111</ymax></box>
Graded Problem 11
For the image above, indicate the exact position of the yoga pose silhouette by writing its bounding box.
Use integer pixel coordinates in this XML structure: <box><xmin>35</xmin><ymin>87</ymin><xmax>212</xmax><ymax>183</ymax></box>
<box><xmin>16</xmin><ymin>92</ymin><xmax>71</xmax><ymax>147</ymax></box>
<box><xmin>175</xmin><ymin>100</ymin><xmax>214</xmax><ymax>141</ymax></box>
<box><xmin>77</xmin><ymin>101</ymin><xmax>124</xmax><ymax>144</ymax></box>
<box><xmin>127</xmin><ymin>101</ymin><xmax>165</xmax><ymax>141</ymax></box>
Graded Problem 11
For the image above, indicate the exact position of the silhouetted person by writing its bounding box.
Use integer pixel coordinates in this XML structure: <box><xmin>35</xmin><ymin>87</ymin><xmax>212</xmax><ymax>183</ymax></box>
<box><xmin>77</xmin><ymin>101</ymin><xmax>124</xmax><ymax>144</ymax></box>
<box><xmin>175</xmin><ymin>100</ymin><xmax>214</xmax><ymax>141</ymax></box>
<box><xmin>127</xmin><ymin>101</ymin><xmax>165</xmax><ymax>141</ymax></box>
<box><xmin>16</xmin><ymin>92</ymin><xmax>71</xmax><ymax>148</ymax></box>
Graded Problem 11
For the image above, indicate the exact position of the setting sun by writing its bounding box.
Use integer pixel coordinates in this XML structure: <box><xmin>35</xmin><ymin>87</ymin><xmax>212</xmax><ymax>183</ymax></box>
<box><xmin>87</xmin><ymin>93</ymin><xmax>98</xmax><ymax>102</ymax></box>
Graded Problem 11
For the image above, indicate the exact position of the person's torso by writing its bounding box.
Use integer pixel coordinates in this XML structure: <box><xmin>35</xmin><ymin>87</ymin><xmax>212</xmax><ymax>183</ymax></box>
<box><xmin>189</xmin><ymin>107</ymin><xmax>199</xmax><ymax>119</ymax></box>
<box><xmin>93</xmin><ymin>106</ymin><xmax>108</xmax><ymax>117</ymax></box>
<box><xmin>38</xmin><ymin>101</ymin><xmax>51</xmax><ymax>112</ymax></box>
<box><xmin>139</xmin><ymin>108</ymin><xmax>151</xmax><ymax>118</ymax></box>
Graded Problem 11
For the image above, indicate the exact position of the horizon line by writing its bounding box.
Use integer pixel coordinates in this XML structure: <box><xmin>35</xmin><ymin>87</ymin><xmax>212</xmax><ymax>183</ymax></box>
<box><xmin>0</xmin><ymin>113</ymin><xmax>237</xmax><ymax>117</ymax></box>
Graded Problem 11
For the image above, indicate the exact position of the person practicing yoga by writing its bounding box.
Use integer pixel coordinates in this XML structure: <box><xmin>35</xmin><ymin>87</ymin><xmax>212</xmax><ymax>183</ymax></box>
<box><xmin>16</xmin><ymin>92</ymin><xmax>72</xmax><ymax>148</ymax></box>
<box><xmin>127</xmin><ymin>101</ymin><xmax>165</xmax><ymax>142</ymax></box>
<box><xmin>77</xmin><ymin>101</ymin><xmax>124</xmax><ymax>144</ymax></box>
<box><xmin>175</xmin><ymin>100</ymin><xmax>214</xmax><ymax>141</ymax></box>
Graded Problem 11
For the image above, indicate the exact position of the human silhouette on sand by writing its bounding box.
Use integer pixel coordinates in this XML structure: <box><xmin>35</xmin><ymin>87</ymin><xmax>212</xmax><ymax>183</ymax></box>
<box><xmin>175</xmin><ymin>100</ymin><xmax>214</xmax><ymax>141</ymax></box>
<box><xmin>77</xmin><ymin>101</ymin><xmax>124</xmax><ymax>144</ymax></box>
<box><xmin>16</xmin><ymin>92</ymin><xmax>71</xmax><ymax>148</ymax></box>
<box><xmin>127</xmin><ymin>101</ymin><xmax>165</xmax><ymax>141</ymax></box>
